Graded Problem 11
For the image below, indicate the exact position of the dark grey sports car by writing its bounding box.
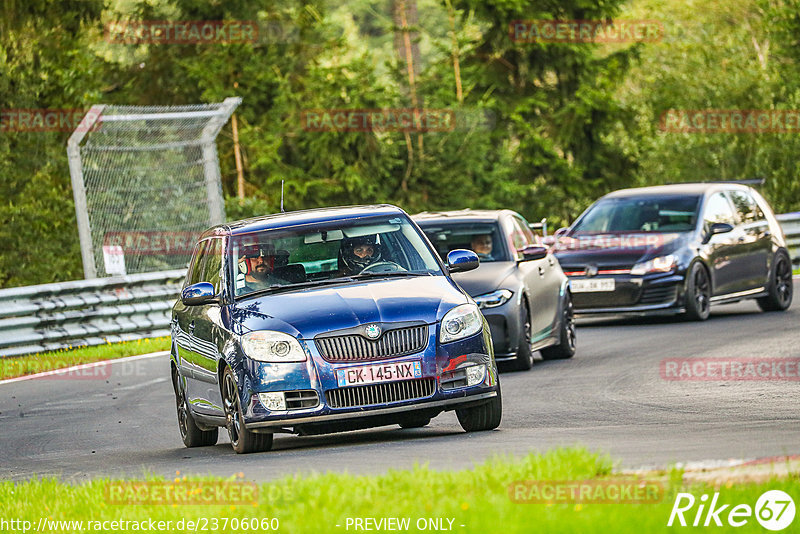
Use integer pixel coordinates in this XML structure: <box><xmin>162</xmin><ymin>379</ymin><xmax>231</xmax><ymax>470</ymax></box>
<box><xmin>414</xmin><ymin>210</ymin><xmax>576</xmax><ymax>371</ymax></box>
<box><xmin>551</xmin><ymin>183</ymin><xmax>792</xmax><ymax>319</ymax></box>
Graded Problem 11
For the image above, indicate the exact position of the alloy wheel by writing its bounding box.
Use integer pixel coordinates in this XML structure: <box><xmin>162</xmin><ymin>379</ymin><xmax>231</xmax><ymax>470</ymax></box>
<box><xmin>776</xmin><ymin>257</ymin><xmax>793</xmax><ymax>307</ymax></box>
<box><xmin>223</xmin><ymin>373</ymin><xmax>241</xmax><ymax>447</ymax></box>
<box><xmin>563</xmin><ymin>297</ymin><xmax>576</xmax><ymax>352</ymax></box>
<box><xmin>694</xmin><ymin>267</ymin><xmax>710</xmax><ymax>316</ymax></box>
<box><xmin>176</xmin><ymin>388</ymin><xmax>189</xmax><ymax>440</ymax></box>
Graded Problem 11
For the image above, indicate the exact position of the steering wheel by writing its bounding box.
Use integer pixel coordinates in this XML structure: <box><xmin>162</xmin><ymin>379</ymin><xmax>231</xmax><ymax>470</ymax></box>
<box><xmin>360</xmin><ymin>261</ymin><xmax>407</xmax><ymax>274</ymax></box>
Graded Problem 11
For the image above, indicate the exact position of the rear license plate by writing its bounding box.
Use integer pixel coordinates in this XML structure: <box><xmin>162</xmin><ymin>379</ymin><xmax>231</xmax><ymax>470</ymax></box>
<box><xmin>336</xmin><ymin>361</ymin><xmax>422</xmax><ymax>387</ymax></box>
<box><xmin>571</xmin><ymin>278</ymin><xmax>616</xmax><ymax>293</ymax></box>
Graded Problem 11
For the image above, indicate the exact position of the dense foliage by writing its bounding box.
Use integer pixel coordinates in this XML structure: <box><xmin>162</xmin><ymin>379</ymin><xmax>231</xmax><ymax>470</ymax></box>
<box><xmin>1</xmin><ymin>0</ymin><xmax>798</xmax><ymax>287</ymax></box>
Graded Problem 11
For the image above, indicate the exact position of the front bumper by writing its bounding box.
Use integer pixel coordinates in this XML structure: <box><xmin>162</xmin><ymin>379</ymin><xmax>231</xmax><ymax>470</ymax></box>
<box><xmin>236</xmin><ymin>323</ymin><xmax>498</xmax><ymax>430</ymax></box>
<box><xmin>568</xmin><ymin>272</ymin><xmax>686</xmax><ymax>315</ymax></box>
<box><xmin>481</xmin><ymin>302</ymin><xmax>521</xmax><ymax>361</ymax></box>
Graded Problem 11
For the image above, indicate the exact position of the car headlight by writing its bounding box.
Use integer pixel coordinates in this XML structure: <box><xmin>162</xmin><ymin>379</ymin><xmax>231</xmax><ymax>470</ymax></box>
<box><xmin>241</xmin><ymin>331</ymin><xmax>306</xmax><ymax>363</ymax></box>
<box><xmin>474</xmin><ymin>289</ymin><xmax>513</xmax><ymax>309</ymax></box>
<box><xmin>631</xmin><ymin>254</ymin><xmax>676</xmax><ymax>275</ymax></box>
<box><xmin>440</xmin><ymin>303</ymin><xmax>483</xmax><ymax>343</ymax></box>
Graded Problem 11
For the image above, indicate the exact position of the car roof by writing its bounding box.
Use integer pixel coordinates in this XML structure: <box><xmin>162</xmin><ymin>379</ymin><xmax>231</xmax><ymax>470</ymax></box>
<box><xmin>603</xmin><ymin>182</ymin><xmax>754</xmax><ymax>199</ymax></box>
<box><xmin>413</xmin><ymin>209</ymin><xmax>516</xmax><ymax>224</ymax></box>
<box><xmin>200</xmin><ymin>204</ymin><xmax>407</xmax><ymax>239</ymax></box>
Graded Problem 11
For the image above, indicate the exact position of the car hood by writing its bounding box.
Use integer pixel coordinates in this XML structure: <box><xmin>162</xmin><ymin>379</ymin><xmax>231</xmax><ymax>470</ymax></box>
<box><xmin>451</xmin><ymin>261</ymin><xmax>517</xmax><ymax>297</ymax></box>
<box><xmin>554</xmin><ymin>232</ymin><xmax>688</xmax><ymax>269</ymax></box>
<box><xmin>230</xmin><ymin>276</ymin><xmax>468</xmax><ymax>339</ymax></box>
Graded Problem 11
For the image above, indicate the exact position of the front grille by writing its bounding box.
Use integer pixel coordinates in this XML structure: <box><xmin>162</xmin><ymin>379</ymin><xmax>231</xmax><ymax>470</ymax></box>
<box><xmin>285</xmin><ymin>390</ymin><xmax>319</xmax><ymax>410</ymax></box>
<box><xmin>326</xmin><ymin>378</ymin><xmax>435</xmax><ymax>408</ymax></box>
<box><xmin>639</xmin><ymin>283</ymin><xmax>678</xmax><ymax>305</ymax></box>
<box><xmin>316</xmin><ymin>325</ymin><xmax>428</xmax><ymax>362</ymax></box>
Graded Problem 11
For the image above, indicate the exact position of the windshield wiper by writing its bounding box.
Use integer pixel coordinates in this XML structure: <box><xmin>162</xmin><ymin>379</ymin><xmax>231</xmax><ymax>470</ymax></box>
<box><xmin>239</xmin><ymin>277</ymin><xmax>356</xmax><ymax>298</ymax></box>
<box><xmin>351</xmin><ymin>271</ymin><xmax>432</xmax><ymax>280</ymax></box>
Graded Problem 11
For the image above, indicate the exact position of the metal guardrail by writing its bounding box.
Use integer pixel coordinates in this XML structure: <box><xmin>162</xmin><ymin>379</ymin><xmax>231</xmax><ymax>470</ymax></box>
<box><xmin>776</xmin><ymin>212</ymin><xmax>800</xmax><ymax>266</ymax></box>
<box><xmin>0</xmin><ymin>270</ymin><xmax>185</xmax><ymax>358</ymax></box>
<box><xmin>0</xmin><ymin>213</ymin><xmax>798</xmax><ymax>359</ymax></box>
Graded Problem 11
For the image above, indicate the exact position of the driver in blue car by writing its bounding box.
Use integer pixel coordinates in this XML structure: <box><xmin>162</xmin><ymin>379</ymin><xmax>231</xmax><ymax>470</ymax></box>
<box><xmin>338</xmin><ymin>235</ymin><xmax>383</xmax><ymax>276</ymax></box>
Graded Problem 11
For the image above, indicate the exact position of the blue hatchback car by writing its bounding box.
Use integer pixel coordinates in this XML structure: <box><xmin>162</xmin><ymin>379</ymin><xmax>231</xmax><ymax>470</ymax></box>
<box><xmin>170</xmin><ymin>205</ymin><xmax>501</xmax><ymax>453</ymax></box>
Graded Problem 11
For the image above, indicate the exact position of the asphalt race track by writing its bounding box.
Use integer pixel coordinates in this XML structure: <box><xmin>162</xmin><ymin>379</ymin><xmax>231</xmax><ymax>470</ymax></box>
<box><xmin>2</xmin><ymin>284</ymin><xmax>798</xmax><ymax>483</ymax></box>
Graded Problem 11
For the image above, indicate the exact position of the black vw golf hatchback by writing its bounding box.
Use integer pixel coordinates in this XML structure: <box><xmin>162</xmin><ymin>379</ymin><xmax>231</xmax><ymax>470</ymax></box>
<box><xmin>552</xmin><ymin>183</ymin><xmax>792</xmax><ymax>320</ymax></box>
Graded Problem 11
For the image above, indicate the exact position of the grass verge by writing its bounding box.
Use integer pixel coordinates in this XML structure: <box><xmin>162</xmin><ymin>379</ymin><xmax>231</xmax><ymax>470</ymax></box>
<box><xmin>0</xmin><ymin>337</ymin><xmax>170</xmax><ymax>380</ymax></box>
<box><xmin>0</xmin><ymin>448</ymin><xmax>797</xmax><ymax>533</ymax></box>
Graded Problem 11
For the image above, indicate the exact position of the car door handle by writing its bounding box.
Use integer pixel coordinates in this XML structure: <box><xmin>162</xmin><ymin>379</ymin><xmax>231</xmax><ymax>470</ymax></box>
<box><xmin>188</xmin><ymin>321</ymin><xmax>195</xmax><ymax>334</ymax></box>
<box><xmin>548</xmin><ymin>256</ymin><xmax>555</xmax><ymax>266</ymax></box>
<box><xmin>538</xmin><ymin>266</ymin><xmax>545</xmax><ymax>276</ymax></box>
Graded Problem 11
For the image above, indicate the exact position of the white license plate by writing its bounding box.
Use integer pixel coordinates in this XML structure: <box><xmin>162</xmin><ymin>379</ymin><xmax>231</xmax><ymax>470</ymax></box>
<box><xmin>336</xmin><ymin>361</ymin><xmax>422</xmax><ymax>387</ymax></box>
<box><xmin>571</xmin><ymin>278</ymin><xmax>616</xmax><ymax>293</ymax></box>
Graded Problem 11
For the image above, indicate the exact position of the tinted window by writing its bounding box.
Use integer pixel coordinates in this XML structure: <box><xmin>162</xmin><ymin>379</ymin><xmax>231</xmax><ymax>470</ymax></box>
<box><xmin>728</xmin><ymin>190</ymin><xmax>764</xmax><ymax>224</ymax></box>
<box><xmin>572</xmin><ymin>195</ymin><xmax>701</xmax><ymax>233</ymax></box>
<box><xmin>419</xmin><ymin>222</ymin><xmax>508</xmax><ymax>262</ymax></box>
<box><xmin>704</xmin><ymin>192</ymin><xmax>736</xmax><ymax>226</ymax></box>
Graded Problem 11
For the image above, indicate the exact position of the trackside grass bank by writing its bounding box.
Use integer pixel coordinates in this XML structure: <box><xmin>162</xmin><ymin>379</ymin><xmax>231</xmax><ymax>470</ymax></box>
<box><xmin>1</xmin><ymin>448</ymin><xmax>798</xmax><ymax>533</ymax></box>
<box><xmin>0</xmin><ymin>337</ymin><xmax>170</xmax><ymax>380</ymax></box>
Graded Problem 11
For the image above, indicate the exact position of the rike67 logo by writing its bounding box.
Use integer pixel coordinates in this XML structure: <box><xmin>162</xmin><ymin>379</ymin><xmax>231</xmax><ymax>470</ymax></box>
<box><xmin>668</xmin><ymin>490</ymin><xmax>795</xmax><ymax>530</ymax></box>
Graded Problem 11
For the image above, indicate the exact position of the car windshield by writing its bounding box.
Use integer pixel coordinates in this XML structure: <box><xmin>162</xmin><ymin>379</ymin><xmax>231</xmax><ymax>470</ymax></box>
<box><xmin>571</xmin><ymin>195</ymin><xmax>701</xmax><ymax>234</ymax></box>
<box><xmin>230</xmin><ymin>215</ymin><xmax>443</xmax><ymax>298</ymax></box>
<box><xmin>418</xmin><ymin>222</ymin><xmax>509</xmax><ymax>263</ymax></box>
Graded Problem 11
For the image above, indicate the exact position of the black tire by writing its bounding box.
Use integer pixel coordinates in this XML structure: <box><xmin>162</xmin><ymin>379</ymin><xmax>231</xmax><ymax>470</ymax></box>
<box><xmin>398</xmin><ymin>415</ymin><xmax>432</xmax><ymax>429</ymax></box>
<box><xmin>540</xmin><ymin>292</ymin><xmax>576</xmax><ymax>360</ymax></box>
<box><xmin>456</xmin><ymin>384</ymin><xmax>502</xmax><ymax>432</ymax></box>
<box><xmin>511</xmin><ymin>300</ymin><xmax>535</xmax><ymax>371</ymax></box>
<box><xmin>683</xmin><ymin>262</ymin><xmax>711</xmax><ymax>321</ymax></box>
<box><xmin>222</xmin><ymin>367</ymin><xmax>273</xmax><ymax>454</ymax></box>
<box><xmin>757</xmin><ymin>252</ymin><xmax>793</xmax><ymax>312</ymax></box>
<box><xmin>173</xmin><ymin>367</ymin><xmax>218</xmax><ymax>448</ymax></box>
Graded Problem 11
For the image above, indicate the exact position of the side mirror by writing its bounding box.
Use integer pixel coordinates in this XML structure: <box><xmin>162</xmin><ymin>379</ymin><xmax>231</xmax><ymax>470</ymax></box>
<box><xmin>519</xmin><ymin>245</ymin><xmax>548</xmax><ymax>262</ymax></box>
<box><xmin>542</xmin><ymin>235</ymin><xmax>556</xmax><ymax>247</ymax></box>
<box><xmin>181</xmin><ymin>282</ymin><xmax>219</xmax><ymax>306</ymax></box>
<box><xmin>554</xmin><ymin>227</ymin><xmax>568</xmax><ymax>237</ymax></box>
<box><xmin>446</xmin><ymin>249</ymin><xmax>480</xmax><ymax>273</ymax></box>
<box><xmin>703</xmin><ymin>222</ymin><xmax>734</xmax><ymax>243</ymax></box>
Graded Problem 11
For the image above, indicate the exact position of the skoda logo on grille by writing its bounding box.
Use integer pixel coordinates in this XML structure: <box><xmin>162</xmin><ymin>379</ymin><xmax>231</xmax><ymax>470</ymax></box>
<box><xmin>585</xmin><ymin>264</ymin><xmax>598</xmax><ymax>277</ymax></box>
<box><xmin>364</xmin><ymin>324</ymin><xmax>382</xmax><ymax>340</ymax></box>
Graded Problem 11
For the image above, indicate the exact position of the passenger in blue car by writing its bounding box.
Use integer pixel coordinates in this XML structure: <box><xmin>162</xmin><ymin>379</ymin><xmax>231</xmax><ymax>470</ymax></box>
<box><xmin>338</xmin><ymin>235</ymin><xmax>383</xmax><ymax>275</ymax></box>
<box><xmin>238</xmin><ymin>243</ymin><xmax>290</xmax><ymax>291</ymax></box>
